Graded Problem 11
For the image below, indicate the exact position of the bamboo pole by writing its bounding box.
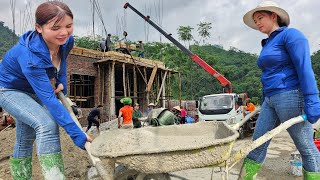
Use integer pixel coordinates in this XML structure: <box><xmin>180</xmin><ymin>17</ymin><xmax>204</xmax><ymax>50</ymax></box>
<box><xmin>178</xmin><ymin>72</ymin><xmax>182</xmax><ymax>106</ymax></box>
<box><xmin>101</xmin><ymin>65</ymin><xmax>105</xmax><ymax>104</ymax></box>
<box><xmin>133</xmin><ymin>66</ymin><xmax>137</xmax><ymax>104</ymax></box>
<box><xmin>110</xmin><ymin>62</ymin><xmax>115</xmax><ymax>118</ymax></box>
<box><xmin>97</xmin><ymin>64</ymin><xmax>101</xmax><ymax>105</ymax></box>
<box><xmin>122</xmin><ymin>63</ymin><xmax>126</xmax><ymax>97</ymax></box>
<box><xmin>156</xmin><ymin>71</ymin><xmax>167</xmax><ymax>105</ymax></box>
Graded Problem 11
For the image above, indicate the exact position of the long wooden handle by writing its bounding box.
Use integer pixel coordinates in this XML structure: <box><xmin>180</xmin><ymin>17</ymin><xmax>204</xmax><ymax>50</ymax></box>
<box><xmin>227</xmin><ymin>115</ymin><xmax>306</xmax><ymax>167</ymax></box>
<box><xmin>58</xmin><ymin>92</ymin><xmax>111</xmax><ymax>179</ymax></box>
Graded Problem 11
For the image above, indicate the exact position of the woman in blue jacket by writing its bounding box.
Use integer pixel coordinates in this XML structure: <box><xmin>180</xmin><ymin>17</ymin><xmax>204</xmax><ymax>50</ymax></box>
<box><xmin>240</xmin><ymin>1</ymin><xmax>320</xmax><ymax>179</ymax></box>
<box><xmin>0</xmin><ymin>1</ymin><xmax>92</xmax><ymax>179</ymax></box>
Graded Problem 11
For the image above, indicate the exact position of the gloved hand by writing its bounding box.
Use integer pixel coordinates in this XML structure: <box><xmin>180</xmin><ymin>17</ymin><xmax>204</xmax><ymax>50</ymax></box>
<box><xmin>304</xmin><ymin>94</ymin><xmax>320</xmax><ymax>124</ymax></box>
<box><xmin>63</xmin><ymin>123</ymin><xmax>87</xmax><ymax>150</ymax></box>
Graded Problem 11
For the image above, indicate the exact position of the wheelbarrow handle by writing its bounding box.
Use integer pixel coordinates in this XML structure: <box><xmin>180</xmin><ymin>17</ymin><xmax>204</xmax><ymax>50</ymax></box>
<box><xmin>58</xmin><ymin>92</ymin><xmax>110</xmax><ymax>180</ymax></box>
<box><xmin>228</xmin><ymin>114</ymin><xmax>306</xmax><ymax>166</ymax></box>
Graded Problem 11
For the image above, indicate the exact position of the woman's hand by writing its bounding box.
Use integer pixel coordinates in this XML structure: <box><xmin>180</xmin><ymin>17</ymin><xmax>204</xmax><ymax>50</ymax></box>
<box><xmin>85</xmin><ymin>133</ymin><xmax>93</xmax><ymax>142</ymax></box>
<box><xmin>54</xmin><ymin>83</ymin><xmax>64</xmax><ymax>94</ymax></box>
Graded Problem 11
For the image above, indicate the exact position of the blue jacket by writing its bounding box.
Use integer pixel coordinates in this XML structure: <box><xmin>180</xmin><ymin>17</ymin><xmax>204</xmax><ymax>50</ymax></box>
<box><xmin>258</xmin><ymin>27</ymin><xmax>320</xmax><ymax>123</ymax></box>
<box><xmin>0</xmin><ymin>31</ymin><xmax>86</xmax><ymax>149</ymax></box>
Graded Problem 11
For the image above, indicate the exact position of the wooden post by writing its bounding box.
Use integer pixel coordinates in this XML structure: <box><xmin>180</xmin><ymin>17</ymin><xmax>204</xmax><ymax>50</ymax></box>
<box><xmin>146</xmin><ymin>64</ymin><xmax>158</xmax><ymax>92</ymax></box>
<box><xmin>178</xmin><ymin>72</ymin><xmax>182</xmax><ymax>106</ymax></box>
<box><xmin>127</xmin><ymin>70</ymin><xmax>130</xmax><ymax>97</ymax></box>
<box><xmin>110</xmin><ymin>62</ymin><xmax>115</xmax><ymax>119</ymax></box>
<box><xmin>122</xmin><ymin>63</ymin><xmax>126</xmax><ymax>97</ymax></box>
<box><xmin>144</xmin><ymin>67</ymin><xmax>149</xmax><ymax>105</ymax></box>
<box><xmin>101</xmin><ymin>65</ymin><xmax>105</xmax><ymax>104</ymax></box>
<box><xmin>97</xmin><ymin>64</ymin><xmax>101</xmax><ymax>105</ymax></box>
<box><xmin>133</xmin><ymin>66</ymin><xmax>137</xmax><ymax>104</ymax></box>
<box><xmin>156</xmin><ymin>71</ymin><xmax>167</xmax><ymax>106</ymax></box>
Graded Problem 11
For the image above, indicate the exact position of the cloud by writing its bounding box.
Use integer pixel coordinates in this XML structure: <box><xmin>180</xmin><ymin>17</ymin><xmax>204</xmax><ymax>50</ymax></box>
<box><xmin>1</xmin><ymin>0</ymin><xmax>319</xmax><ymax>54</ymax></box>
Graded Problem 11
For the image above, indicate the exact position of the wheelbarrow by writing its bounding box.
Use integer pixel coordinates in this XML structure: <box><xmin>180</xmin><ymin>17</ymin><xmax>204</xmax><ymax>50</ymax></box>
<box><xmin>90</xmin><ymin>111</ymin><xmax>307</xmax><ymax>180</ymax></box>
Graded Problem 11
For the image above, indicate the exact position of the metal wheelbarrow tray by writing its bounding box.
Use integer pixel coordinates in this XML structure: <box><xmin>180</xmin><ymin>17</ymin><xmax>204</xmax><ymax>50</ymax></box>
<box><xmin>91</xmin><ymin>121</ymin><xmax>238</xmax><ymax>174</ymax></box>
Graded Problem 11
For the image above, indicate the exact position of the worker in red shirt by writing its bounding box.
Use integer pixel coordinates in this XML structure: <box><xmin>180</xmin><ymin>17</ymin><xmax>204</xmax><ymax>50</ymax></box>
<box><xmin>118</xmin><ymin>97</ymin><xmax>134</xmax><ymax>129</ymax></box>
<box><xmin>180</xmin><ymin>106</ymin><xmax>187</xmax><ymax>124</ymax></box>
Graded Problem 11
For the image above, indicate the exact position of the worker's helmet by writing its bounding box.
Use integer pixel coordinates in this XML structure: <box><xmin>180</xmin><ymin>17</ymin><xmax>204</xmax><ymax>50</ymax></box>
<box><xmin>120</xmin><ymin>97</ymin><xmax>132</xmax><ymax>105</ymax></box>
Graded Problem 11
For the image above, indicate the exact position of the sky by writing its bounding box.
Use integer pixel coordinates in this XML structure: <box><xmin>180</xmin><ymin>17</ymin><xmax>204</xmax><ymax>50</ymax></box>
<box><xmin>1</xmin><ymin>0</ymin><xmax>320</xmax><ymax>55</ymax></box>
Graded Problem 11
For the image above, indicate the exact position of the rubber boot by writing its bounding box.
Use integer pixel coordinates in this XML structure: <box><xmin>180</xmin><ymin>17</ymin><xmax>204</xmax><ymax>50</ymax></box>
<box><xmin>238</xmin><ymin>158</ymin><xmax>262</xmax><ymax>180</ymax></box>
<box><xmin>303</xmin><ymin>168</ymin><xmax>320</xmax><ymax>180</ymax></box>
<box><xmin>38</xmin><ymin>152</ymin><xmax>65</xmax><ymax>180</ymax></box>
<box><xmin>10</xmin><ymin>156</ymin><xmax>32</xmax><ymax>180</ymax></box>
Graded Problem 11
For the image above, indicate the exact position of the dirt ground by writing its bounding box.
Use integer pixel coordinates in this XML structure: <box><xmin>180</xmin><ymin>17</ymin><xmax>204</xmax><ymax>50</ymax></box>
<box><xmin>0</xmin><ymin>124</ymin><xmax>310</xmax><ymax>180</ymax></box>
<box><xmin>0</xmin><ymin>126</ymin><xmax>98</xmax><ymax>180</ymax></box>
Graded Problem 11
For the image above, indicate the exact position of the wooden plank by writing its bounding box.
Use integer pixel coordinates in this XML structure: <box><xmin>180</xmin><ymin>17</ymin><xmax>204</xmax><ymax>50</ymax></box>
<box><xmin>156</xmin><ymin>71</ymin><xmax>168</xmax><ymax>105</ymax></box>
<box><xmin>146</xmin><ymin>64</ymin><xmax>158</xmax><ymax>92</ymax></box>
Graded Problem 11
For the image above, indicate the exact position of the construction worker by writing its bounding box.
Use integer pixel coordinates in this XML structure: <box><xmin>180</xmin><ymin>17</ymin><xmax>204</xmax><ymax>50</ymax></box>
<box><xmin>105</xmin><ymin>33</ymin><xmax>112</xmax><ymax>51</ymax></box>
<box><xmin>180</xmin><ymin>106</ymin><xmax>187</xmax><ymax>124</ymax></box>
<box><xmin>1</xmin><ymin>111</ymin><xmax>15</xmax><ymax>128</ymax></box>
<box><xmin>118</xmin><ymin>97</ymin><xmax>134</xmax><ymax>129</ymax></box>
<box><xmin>132</xmin><ymin>103</ymin><xmax>142</xmax><ymax>128</ymax></box>
<box><xmin>85</xmin><ymin>105</ymin><xmax>103</xmax><ymax>134</ymax></box>
<box><xmin>241</xmin><ymin>1</ymin><xmax>320</xmax><ymax>179</ymax></box>
<box><xmin>138</xmin><ymin>40</ymin><xmax>145</xmax><ymax>58</ymax></box>
<box><xmin>0</xmin><ymin>1</ymin><xmax>92</xmax><ymax>179</ymax></box>
<box><xmin>99</xmin><ymin>39</ymin><xmax>106</xmax><ymax>52</ymax></box>
<box><xmin>243</xmin><ymin>98</ymin><xmax>255</xmax><ymax>117</ymax></box>
<box><xmin>147</xmin><ymin>103</ymin><xmax>156</xmax><ymax>115</ymax></box>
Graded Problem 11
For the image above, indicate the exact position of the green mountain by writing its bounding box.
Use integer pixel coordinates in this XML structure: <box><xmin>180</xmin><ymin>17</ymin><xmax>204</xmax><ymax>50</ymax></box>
<box><xmin>0</xmin><ymin>21</ymin><xmax>19</xmax><ymax>59</ymax></box>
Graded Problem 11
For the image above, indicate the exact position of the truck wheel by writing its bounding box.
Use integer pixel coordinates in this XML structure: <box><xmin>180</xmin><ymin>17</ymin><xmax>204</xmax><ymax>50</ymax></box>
<box><xmin>238</xmin><ymin>126</ymin><xmax>245</xmax><ymax>139</ymax></box>
<box><xmin>114</xmin><ymin>165</ymin><xmax>171</xmax><ymax>180</ymax></box>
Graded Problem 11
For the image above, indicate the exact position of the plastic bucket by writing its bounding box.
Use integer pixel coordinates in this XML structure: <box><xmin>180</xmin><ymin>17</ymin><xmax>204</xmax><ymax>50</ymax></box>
<box><xmin>290</xmin><ymin>151</ymin><xmax>302</xmax><ymax>176</ymax></box>
<box><xmin>314</xmin><ymin>139</ymin><xmax>320</xmax><ymax>151</ymax></box>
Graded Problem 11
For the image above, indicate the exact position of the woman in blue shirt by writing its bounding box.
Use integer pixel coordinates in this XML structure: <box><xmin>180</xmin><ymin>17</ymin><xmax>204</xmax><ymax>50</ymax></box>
<box><xmin>0</xmin><ymin>1</ymin><xmax>92</xmax><ymax>179</ymax></box>
<box><xmin>240</xmin><ymin>1</ymin><xmax>320</xmax><ymax>179</ymax></box>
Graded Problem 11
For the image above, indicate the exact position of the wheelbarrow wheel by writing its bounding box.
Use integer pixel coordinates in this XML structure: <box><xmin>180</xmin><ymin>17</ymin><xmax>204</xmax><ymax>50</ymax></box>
<box><xmin>238</xmin><ymin>126</ymin><xmax>245</xmax><ymax>139</ymax></box>
<box><xmin>114</xmin><ymin>165</ymin><xmax>171</xmax><ymax>180</ymax></box>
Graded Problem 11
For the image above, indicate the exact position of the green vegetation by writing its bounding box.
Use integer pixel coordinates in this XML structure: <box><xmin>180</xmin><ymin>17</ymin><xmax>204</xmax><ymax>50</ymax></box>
<box><xmin>0</xmin><ymin>21</ymin><xmax>19</xmax><ymax>59</ymax></box>
<box><xmin>1</xmin><ymin>22</ymin><xmax>319</xmax><ymax>103</ymax></box>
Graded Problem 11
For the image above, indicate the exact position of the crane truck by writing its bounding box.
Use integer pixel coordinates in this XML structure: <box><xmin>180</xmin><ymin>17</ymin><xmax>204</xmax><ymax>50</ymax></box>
<box><xmin>124</xmin><ymin>2</ymin><xmax>259</xmax><ymax>138</ymax></box>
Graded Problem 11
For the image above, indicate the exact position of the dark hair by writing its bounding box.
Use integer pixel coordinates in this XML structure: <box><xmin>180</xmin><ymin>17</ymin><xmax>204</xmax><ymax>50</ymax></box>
<box><xmin>254</xmin><ymin>10</ymin><xmax>287</xmax><ymax>27</ymax></box>
<box><xmin>97</xmin><ymin>105</ymin><xmax>103</xmax><ymax>108</ymax></box>
<box><xmin>36</xmin><ymin>1</ymin><xmax>73</xmax><ymax>26</ymax></box>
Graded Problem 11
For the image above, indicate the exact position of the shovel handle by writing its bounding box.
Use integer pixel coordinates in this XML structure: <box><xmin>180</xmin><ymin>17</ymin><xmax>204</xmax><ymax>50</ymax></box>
<box><xmin>228</xmin><ymin>114</ymin><xmax>306</xmax><ymax>167</ymax></box>
<box><xmin>58</xmin><ymin>92</ymin><xmax>112</xmax><ymax>179</ymax></box>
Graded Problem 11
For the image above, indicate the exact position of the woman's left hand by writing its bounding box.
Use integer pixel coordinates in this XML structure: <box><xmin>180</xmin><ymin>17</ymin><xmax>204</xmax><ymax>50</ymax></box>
<box><xmin>54</xmin><ymin>83</ymin><xmax>64</xmax><ymax>94</ymax></box>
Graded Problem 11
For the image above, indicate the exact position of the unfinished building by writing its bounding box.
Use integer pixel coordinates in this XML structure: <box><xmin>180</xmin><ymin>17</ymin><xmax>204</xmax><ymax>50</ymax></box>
<box><xmin>66</xmin><ymin>47</ymin><xmax>177</xmax><ymax>125</ymax></box>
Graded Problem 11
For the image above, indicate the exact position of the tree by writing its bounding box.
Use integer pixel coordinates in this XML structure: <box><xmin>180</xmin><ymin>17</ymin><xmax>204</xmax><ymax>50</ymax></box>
<box><xmin>197</xmin><ymin>21</ymin><xmax>212</xmax><ymax>44</ymax></box>
<box><xmin>177</xmin><ymin>26</ymin><xmax>194</xmax><ymax>48</ymax></box>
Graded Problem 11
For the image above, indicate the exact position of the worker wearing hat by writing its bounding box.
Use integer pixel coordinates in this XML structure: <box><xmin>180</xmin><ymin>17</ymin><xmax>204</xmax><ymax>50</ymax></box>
<box><xmin>240</xmin><ymin>1</ymin><xmax>320</xmax><ymax>179</ymax></box>
<box><xmin>146</xmin><ymin>102</ymin><xmax>156</xmax><ymax>115</ymax></box>
<box><xmin>132</xmin><ymin>103</ymin><xmax>142</xmax><ymax>128</ymax></box>
<box><xmin>118</xmin><ymin>97</ymin><xmax>134</xmax><ymax>129</ymax></box>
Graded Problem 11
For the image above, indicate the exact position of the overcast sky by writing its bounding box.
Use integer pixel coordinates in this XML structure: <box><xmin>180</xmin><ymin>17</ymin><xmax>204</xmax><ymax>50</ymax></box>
<box><xmin>1</xmin><ymin>0</ymin><xmax>320</xmax><ymax>55</ymax></box>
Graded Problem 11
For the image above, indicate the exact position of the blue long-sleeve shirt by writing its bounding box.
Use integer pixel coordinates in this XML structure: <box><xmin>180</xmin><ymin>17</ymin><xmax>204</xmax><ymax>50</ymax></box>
<box><xmin>257</xmin><ymin>27</ymin><xmax>320</xmax><ymax>123</ymax></box>
<box><xmin>0</xmin><ymin>31</ymin><xmax>86</xmax><ymax>148</ymax></box>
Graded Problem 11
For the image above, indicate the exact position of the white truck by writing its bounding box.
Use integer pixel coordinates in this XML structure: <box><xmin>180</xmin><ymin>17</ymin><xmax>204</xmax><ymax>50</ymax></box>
<box><xmin>197</xmin><ymin>93</ymin><xmax>260</xmax><ymax>139</ymax></box>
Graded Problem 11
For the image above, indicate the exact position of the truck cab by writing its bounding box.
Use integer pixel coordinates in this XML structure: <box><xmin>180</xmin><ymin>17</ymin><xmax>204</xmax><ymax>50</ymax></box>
<box><xmin>198</xmin><ymin>93</ymin><xmax>244</xmax><ymax>126</ymax></box>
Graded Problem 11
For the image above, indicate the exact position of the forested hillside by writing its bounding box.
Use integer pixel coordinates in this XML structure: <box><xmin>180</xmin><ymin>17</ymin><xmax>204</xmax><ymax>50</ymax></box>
<box><xmin>0</xmin><ymin>21</ymin><xmax>19</xmax><ymax>59</ymax></box>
